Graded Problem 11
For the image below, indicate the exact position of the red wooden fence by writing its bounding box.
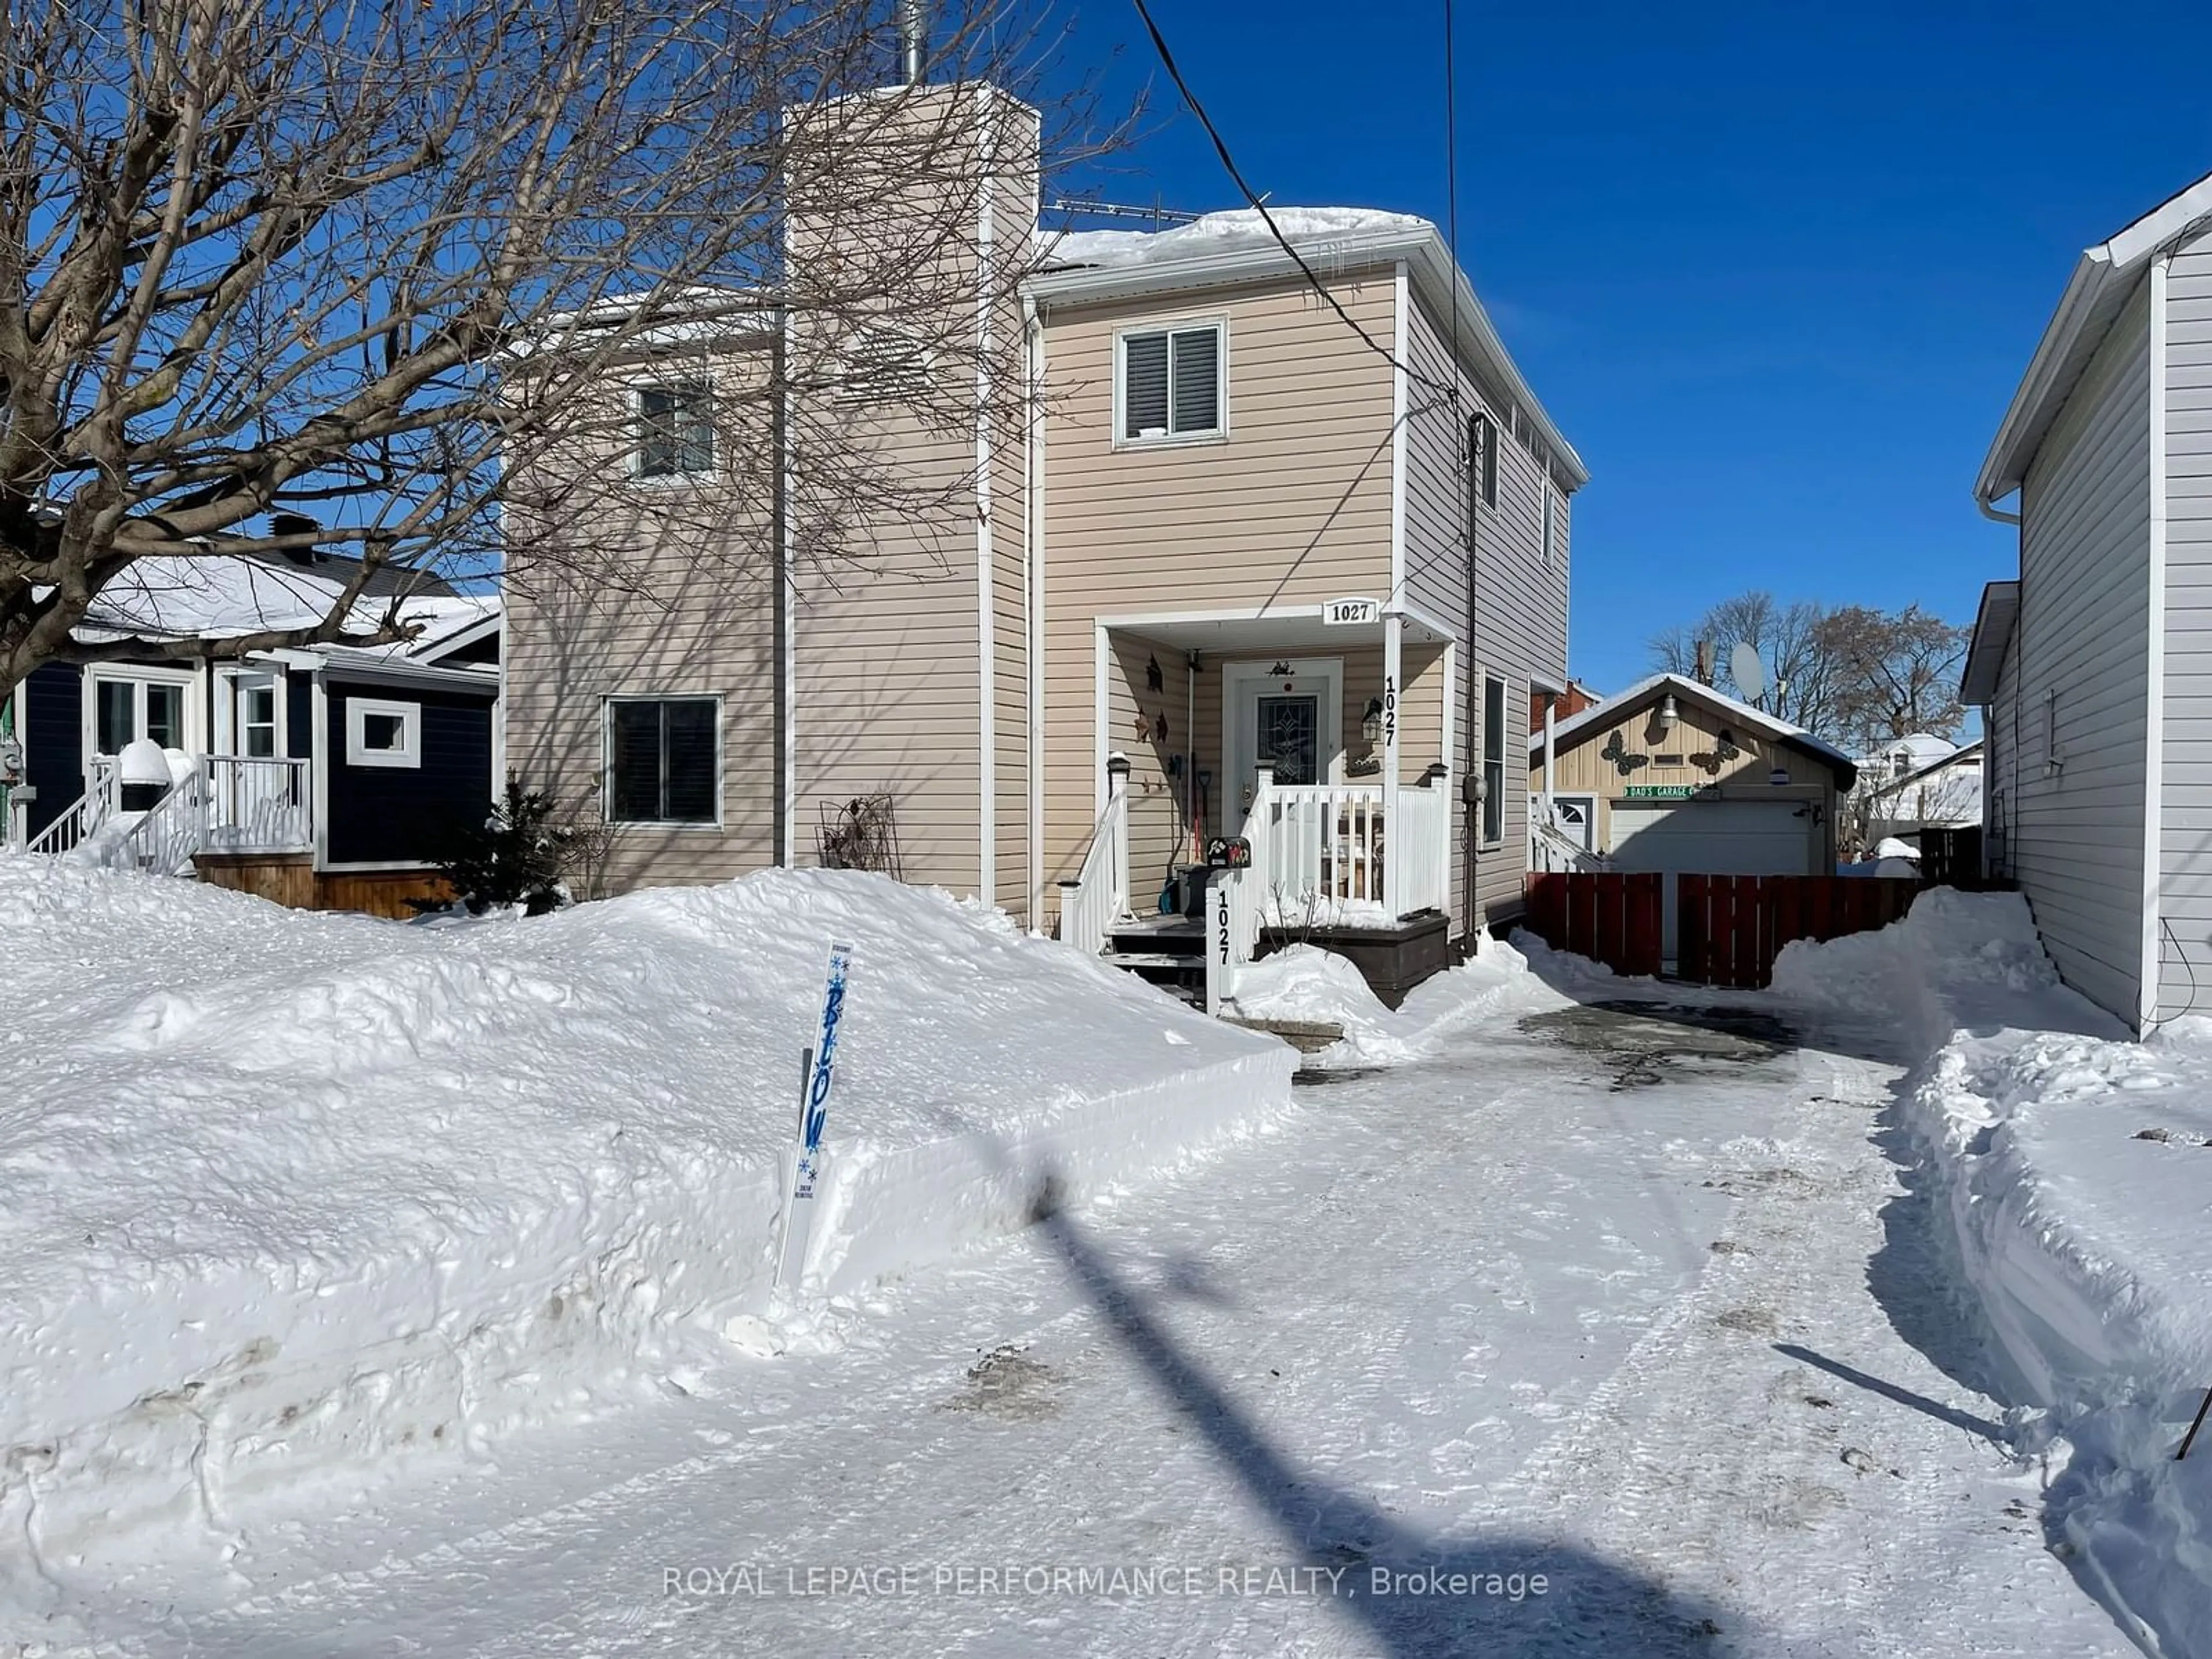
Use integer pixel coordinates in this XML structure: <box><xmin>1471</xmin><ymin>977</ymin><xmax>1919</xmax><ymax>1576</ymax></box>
<box><xmin>1525</xmin><ymin>873</ymin><xmax>1922</xmax><ymax>988</ymax></box>
<box><xmin>1676</xmin><ymin>874</ymin><xmax>1922</xmax><ymax>988</ymax></box>
<box><xmin>1525</xmin><ymin>872</ymin><xmax>1664</xmax><ymax>979</ymax></box>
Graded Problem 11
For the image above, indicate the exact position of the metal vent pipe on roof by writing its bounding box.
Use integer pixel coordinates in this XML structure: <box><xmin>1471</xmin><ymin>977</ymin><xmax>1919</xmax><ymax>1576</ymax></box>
<box><xmin>898</xmin><ymin>0</ymin><xmax>927</xmax><ymax>84</ymax></box>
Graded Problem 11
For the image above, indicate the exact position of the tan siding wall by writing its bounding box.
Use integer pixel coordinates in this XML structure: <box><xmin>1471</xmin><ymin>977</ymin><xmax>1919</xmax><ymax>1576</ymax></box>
<box><xmin>1038</xmin><ymin>274</ymin><xmax>1399</xmax><ymax>899</ymax></box>
<box><xmin>1398</xmin><ymin>289</ymin><xmax>1572</xmax><ymax>934</ymax></box>
<box><xmin>505</xmin><ymin>366</ymin><xmax>781</xmax><ymax>891</ymax></box>
<box><xmin>1528</xmin><ymin>692</ymin><xmax>1840</xmax><ymax>863</ymax></box>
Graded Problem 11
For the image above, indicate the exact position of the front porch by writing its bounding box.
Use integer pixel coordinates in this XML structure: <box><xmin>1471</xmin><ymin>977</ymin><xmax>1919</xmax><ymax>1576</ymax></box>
<box><xmin>1059</xmin><ymin>601</ymin><xmax>1463</xmax><ymax>1005</ymax></box>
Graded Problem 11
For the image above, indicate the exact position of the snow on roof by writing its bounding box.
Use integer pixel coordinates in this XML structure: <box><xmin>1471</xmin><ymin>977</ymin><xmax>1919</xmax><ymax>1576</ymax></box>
<box><xmin>1872</xmin><ymin>737</ymin><xmax>1984</xmax><ymax>798</ymax></box>
<box><xmin>1859</xmin><ymin>733</ymin><xmax>1959</xmax><ymax>770</ymax></box>
<box><xmin>75</xmin><ymin>554</ymin><xmax>488</xmax><ymax>654</ymax></box>
<box><xmin>1045</xmin><ymin>207</ymin><xmax>1434</xmax><ymax>272</ymax></box>
<box><xmin>1529</xmin><ymin>672</ymin><xmax>1860</xmax><ymax>784</ymax></box>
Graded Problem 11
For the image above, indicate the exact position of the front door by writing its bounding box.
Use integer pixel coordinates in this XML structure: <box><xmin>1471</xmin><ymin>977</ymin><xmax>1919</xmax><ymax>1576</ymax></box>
<box><xmin>1225</xmin><ymin>658</ymin><xmax>1343</xmax><ymax>829</ymax></box>
<box><xmin>213</xmin><ymin>669</ymin><xmax>296</xmax><ymax>846</ymax></box>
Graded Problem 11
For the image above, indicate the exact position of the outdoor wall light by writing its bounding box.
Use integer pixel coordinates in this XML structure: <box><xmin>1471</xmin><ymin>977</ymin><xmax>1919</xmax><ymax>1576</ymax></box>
<box><xmin>1362</xmin><ymin>696</ymin><xmax>1385</xmax><ymax>743</ymax></box>
<box><xmin>1658</xmin><ymin>694</ymin><xmax>1680</xmax><ymax>731</ymax></box>
<box><xmin>1768</xmin><ymin>764</ymin><xmax>1790</xmax><ymax>786</ymax></box>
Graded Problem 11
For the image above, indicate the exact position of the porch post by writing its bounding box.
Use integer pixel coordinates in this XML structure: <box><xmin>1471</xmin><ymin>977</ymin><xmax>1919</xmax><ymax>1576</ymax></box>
<box><xmin>1105</xmin><ymin>751</ymin><xmax>1131</xmax><ymax>911</ymax></box>
<box><xmin>1382</xmin><ymin>612</ymin><xmax>1402</xmax><ymax>916</ymax></box>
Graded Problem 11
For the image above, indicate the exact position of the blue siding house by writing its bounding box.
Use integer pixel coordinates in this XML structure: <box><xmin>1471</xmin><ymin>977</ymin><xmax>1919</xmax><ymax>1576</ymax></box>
<box><xmin>1</xmin><ymin>550</ymin><xmax>500</xmax><ymax>916</ymax></box>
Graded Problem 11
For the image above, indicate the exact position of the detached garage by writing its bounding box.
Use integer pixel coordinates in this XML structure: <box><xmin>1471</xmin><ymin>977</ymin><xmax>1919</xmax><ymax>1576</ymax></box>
<box><xmin>1529</xmin><ymin>673</ymin><xmax>1859</xmax><ymax>952</ymax></box>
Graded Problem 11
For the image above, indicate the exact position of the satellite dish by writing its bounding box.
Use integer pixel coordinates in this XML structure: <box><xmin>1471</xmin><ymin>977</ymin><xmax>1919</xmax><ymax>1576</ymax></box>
<box><xmin>1729</xmin><ymin>642</ymin><xmax>1768</xmax><ymax>706</ymax></box>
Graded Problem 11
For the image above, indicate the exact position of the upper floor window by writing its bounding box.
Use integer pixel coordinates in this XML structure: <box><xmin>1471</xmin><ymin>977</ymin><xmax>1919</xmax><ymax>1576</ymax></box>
<box><xmin>1117</xmin><ymin>323</ymin><xmax>1224</xmax><ymax>444</ymax></box>
<box><xmin>1468</xmin><ymin>414</ymin><xmax>1498</xmax><ymax>512</ymax></box>
<box><xmin>634</xmin><ymin>382</ymin><xmax>714</xmax><ymax>479</ymax></box>
<box><xmin>1541</xmin><ymin>488</ymin><xmax>1557</xmax><ymax>569</ymax></box>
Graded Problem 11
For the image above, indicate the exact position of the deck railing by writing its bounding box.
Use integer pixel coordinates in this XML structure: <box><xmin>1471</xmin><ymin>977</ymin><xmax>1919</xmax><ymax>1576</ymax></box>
<box><xmin>25</xmin><ymin>756</ymin><xmax>119</xmax><ymax>856</ymax></box>
<box><xmin>1244</xmin><ymin>770</ymin><xmax>1451</xmax><ymax>926</ymax></box>
<box><xmin>1058</xmin><ymin>755</ymin><xmax>1131</xmax><ymax>956</ymax></box>
<box><xmin>202</xmin><ymin>756</ymin><xmax>313</xmax><ymax>854</ymax></box>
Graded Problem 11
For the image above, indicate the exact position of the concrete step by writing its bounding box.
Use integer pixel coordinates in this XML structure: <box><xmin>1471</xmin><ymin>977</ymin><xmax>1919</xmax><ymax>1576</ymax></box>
<box><xmin>1103</xmin><ymin>951</ymin><xmax>1200</xmax><ymax>972</ymax></box>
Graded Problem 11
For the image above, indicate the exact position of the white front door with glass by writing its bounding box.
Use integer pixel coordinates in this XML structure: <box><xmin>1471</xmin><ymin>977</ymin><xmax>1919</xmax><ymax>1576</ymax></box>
<box><xmin>1224</xmin><ymin>658</ymin><xmax>1342</xmax><ymax>827</ymax></box>
<box><xmin>221</xmin><ymin>671</ymin><xmax>283</xmax><ymax>759</ymax></box>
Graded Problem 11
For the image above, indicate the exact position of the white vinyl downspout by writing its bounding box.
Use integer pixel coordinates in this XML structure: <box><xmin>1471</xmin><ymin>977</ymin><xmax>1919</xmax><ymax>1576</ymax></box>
<box><xmin>2143</xmin><ymin>252</ymin><xmax>2171</xmax><ymax>1031</ymax></box>
<box><xmin>1023</xmin><ymin>293</ymin><xmax>1044</xmax><ymax>930</ymax></box>
<box><xmin>973</xmin><ymin>86</ymin><xmax>997</xmax><ymax>903</ymax></box>
<box><xmin>1543</xmin><ymin>695</ymin><xmax>1556</xmax><ymax>829</ymax></box>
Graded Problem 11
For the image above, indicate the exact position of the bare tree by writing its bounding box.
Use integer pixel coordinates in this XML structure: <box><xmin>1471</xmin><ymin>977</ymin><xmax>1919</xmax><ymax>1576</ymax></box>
<box><xmin>0</xmin><ymin>0</ymin><xmax>1110</xmax><ymax>698</ymax></box>
<box><xmin>1647</xmin><ymin>590</ymin><xmax>1839</xmax><ymax>732</ymax></box>
<box><xmin>1820</xmin><ymin>603</ymin><xmax>1969</xmax><ymax>753</ymax></box>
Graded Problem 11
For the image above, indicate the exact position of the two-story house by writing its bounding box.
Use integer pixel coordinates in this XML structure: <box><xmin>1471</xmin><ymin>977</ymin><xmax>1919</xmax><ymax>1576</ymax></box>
<box><xmin>505</xmin><ymin>73</ymin><xmax>1582</xmax><ymax>998</ymax></box>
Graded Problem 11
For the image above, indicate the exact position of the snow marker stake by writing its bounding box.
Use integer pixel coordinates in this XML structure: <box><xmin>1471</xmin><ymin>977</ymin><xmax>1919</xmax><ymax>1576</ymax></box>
<box><xmin>2178</xmin><ymin>1386</ymin><xmax>2212</xmax><ymax>1461</ymax></box>
<box><xmin>773</xmin><ymin>944</ymin><xmax>853</xmax><ymax>1292</ymax></box>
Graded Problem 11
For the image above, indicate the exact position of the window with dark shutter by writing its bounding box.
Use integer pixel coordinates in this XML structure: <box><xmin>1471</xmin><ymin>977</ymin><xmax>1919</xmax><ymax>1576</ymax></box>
<box><xmin>635</xmin><ymin>383</ymin><xmax>714</xmax><ymax>479</ymax></box>
<box><xmin>1120</xmin><ymin>323</ymin><xmax>1223</xmax><ymax>441</ymax></box>
<box><xmin>605</xmin><ymin>697</ymin><xmax>719</xmax><ymax>824</ymax></box>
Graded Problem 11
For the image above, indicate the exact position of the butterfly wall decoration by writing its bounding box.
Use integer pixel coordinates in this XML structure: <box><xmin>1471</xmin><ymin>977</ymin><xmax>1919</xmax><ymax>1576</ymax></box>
<box><xmin>1600</xmin><ymin>730</ymin><xmax>1650</xmax><ymax>777</ymax></box>
<box><xmin>1689</xmin><ymin>729</ymin><xmax>1742</xmax><ymax>777</ymax></box>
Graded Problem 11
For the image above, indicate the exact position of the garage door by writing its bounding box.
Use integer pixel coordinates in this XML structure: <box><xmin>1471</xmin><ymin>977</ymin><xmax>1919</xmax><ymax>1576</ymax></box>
<box><xmin>1607</xmin><ymin>801</ymin><xmax>1815</xmax><ymax>956</ymax></box>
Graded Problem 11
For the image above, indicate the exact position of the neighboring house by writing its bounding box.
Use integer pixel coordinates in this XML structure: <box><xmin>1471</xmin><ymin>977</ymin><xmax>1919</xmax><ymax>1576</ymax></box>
<box><xmin>1526</xmin><ymin>673</ymin><xmax>1857</xmax><ymax>953</ymax></box>
<box><xmin>1967</xmin><ymin>165</ymin><xmax>2212</xmax><ymax>1031</ymax></box>
<box><xmin>1856</xmin><ymin>737</ymin><xmax>1983</xmax><ymax>849</ymax></box>
<box><xmin>3</xmin><ymin>550</ymin><xmax>500</xmax><ymax>918</ymax></box>
<box><xmin>1529</xmin><ymin>677</ymin><xmax>1601</xmax><ymax>733</ymax></box>
<box><xmin>506</xmin><ymin>76</ymin><xmax>1583</xmax><ymax>997</ymax></box>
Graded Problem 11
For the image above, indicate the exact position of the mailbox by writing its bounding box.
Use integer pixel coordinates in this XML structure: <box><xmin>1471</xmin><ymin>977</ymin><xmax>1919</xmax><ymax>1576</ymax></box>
<box><xmin>1203</xmin><ymin>835</ymin><xmax>1251</xmax><ymax>869</ymax></box>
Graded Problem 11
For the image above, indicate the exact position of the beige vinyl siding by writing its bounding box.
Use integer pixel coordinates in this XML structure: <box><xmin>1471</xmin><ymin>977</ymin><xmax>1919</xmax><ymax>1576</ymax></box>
<box><xmin>505</xmin><ymin>369</ymin><xmax>779</xmax><ymax>890</ymax></box>
<box><xmin>987</xmin><ymin>103</ymin><xmax>1040</xmax><ymax>916</ymax></box>
<box><xmin>790</xmin><ymin>418</ymin><xmax>981</xmax><ymax>892</ymax></box>
<box><xmin>1036</xmin><ymin>272</ymin><xmax>1399</xmax><ymax>903</ymax></box>
<box><xmin>2159</xmin><ymin>232</ymin><xmax>2212</xmax><ymax>1018</ymax></box>
<box><xmin>1106</xmin><ymin>634</ymin><xmax>1193</xmax><ymax>911</ymax></box>
<box><xmin>1398</xmin><ymin>289</ymin><xmax>1571</xmax><ymax>932</ymax></box>
<box><xmin>2012</xmin><ymin>276</ymin><xmax>2153</xmax><ymax>1025</ymax></box>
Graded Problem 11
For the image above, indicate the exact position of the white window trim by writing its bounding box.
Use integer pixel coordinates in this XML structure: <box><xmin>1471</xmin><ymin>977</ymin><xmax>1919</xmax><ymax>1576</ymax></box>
<box><xmin>1111</xmin><ymin>316</ymin><xmax>1229</xmax><ymax>450</ymax></box>
<box><xmin>345</xmin><ymin>696</ymin><xmax>422</xmax><ymax>769</ymax></box>
<box><xmin>601</xmin><ymin>694</ymin><xmax>725</xmax><ymax>830</ymax></box>
<box><xmin>628</xmin><ymin>380</ymin><xmax>718</xmax><ymax>484</ymax></box>
<box><xmin>1480</xmin><ymin>672</ymin><xmax>1509</xmax><ymax>848</ymax></box>
<box><xmin>214</xmin><ymin>665</ymin><xmax>288</xmax><ymax>760</ymax></box>
<box><xmin>84</xmin><ymin>665</ymin><xmax>201</xmax><ymax>760</ymax></box>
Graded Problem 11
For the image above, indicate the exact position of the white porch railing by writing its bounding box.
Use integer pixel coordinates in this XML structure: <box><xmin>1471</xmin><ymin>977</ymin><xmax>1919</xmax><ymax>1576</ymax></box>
<box><xmin>1245</xmin><ymin>766</ymin><xmax>1453</xmax><ymax>927</ymax></box>
<box><xmin>202</xmin><ymin>756</ymin><xmax>313</xmax><ymax>854</ymax></box>
<box><xmin>1529</xmin><ymin>797</ymin><xmax>1605</xmax><ymax>874</ymax></box>
<box><xmin>1058</xmin><ymin>754</ymin><xmax>1131</xmax><ymax>956</ymax></box>
<box><xmin>25</xmin><ymin>755</ymin><xmax>119</xmax><ymax>856</ymax></box>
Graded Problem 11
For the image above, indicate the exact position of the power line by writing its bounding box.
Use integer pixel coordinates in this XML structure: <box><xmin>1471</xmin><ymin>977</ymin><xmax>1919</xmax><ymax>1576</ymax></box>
<box><xmin>1128</xmin><ymin>0</ymin><xmax>1456</xmax><ymax>399</ymax></box>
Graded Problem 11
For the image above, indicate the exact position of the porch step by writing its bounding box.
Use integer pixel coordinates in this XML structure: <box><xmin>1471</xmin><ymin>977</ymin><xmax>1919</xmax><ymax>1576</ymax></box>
<box><xmin>1103</xmin><ymin>951</ymin><xmax>1200</xmax><ymax>972</ymax></box>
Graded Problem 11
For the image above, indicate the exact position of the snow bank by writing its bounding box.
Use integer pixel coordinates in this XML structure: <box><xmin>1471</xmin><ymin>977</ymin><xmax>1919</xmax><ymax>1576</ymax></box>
<box><xmin>0</xmin><ymin>861</ymin><xmax>1292</xmax><ymax>1580</ymax></box>
<box><xmin>1774</xmin><ymin>891</ymin><xmax>2212</xmax><ymax>1654</ymax></box>
<box><xmin>1227</xmin><ymin>937</ymin><xmax>1536</xmax><ymax>1066</ymax></box>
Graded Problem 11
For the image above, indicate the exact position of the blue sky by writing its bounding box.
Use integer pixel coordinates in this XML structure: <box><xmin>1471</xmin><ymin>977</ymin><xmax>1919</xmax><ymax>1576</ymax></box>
<box><xmin>1046</xmin><ymin>0</ymin><xmax>2212</xmax><ymax>691</ymax></box>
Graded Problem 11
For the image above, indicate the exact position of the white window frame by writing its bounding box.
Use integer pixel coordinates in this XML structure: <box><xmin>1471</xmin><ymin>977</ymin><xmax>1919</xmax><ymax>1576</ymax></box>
<box><xmin>344</xmin><ymin>696</ymin><xmax>422</xmax><ymax>769</ymax></box>
<box><xmin>629</xmin><ymin>380</ymin><xmax>717</xmax><ymax>482</ymax></box>
<box><xmin>214</xmin><ymin>665</ymin><xmax>288</xmax><ymax>760</ymax></box>
<box><xmin>601</xmin><ymin>694</ymin><xmax>725</xmax><ymax>830</ymax></box>
<box><xmin>84</xmin><ymin>665</ymin><xmax>200</xmax><ymax>760</ymax></box>
<box><xmin>1481</xmin><ymin>673</ymin><xmax>1508</xmax><ymax>847</ymax></box>
<box><xmin>1112</xmin><ymin>317</ymin><xmax>1228</xmax><ymax>450</ymax></box>
<box><xmin>1541</xmin><ymin>488</ymin><xmax>1557</xmax><ymax>570</ymax></box>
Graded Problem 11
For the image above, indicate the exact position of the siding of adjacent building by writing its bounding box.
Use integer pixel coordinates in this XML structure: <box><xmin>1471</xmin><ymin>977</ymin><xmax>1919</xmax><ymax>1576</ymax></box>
<box><xmin>1035</xmin><ymin>271</ymin><xmax>1399</xmax><ymax>912</ymax></box>
<box><xmin>1398</xmin><ymin>283</ymin><xmax>1571</xmax><ymax>933</ymax></box>
<box><xmin>2158</xmin><ymin>230</ymin><xmax>2212</xmax><ymax>1017</ymax></box>
<box><xmin>2009</xmin><ymin>276</ymin><xmax>2153</xmax><ymax>1023</ymax></box>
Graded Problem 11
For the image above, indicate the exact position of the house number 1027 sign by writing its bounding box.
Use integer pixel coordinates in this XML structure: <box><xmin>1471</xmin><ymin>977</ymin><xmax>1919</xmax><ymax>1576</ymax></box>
<box><xmin>1324</xmin><ymin>597</ymin><xmax>1379</xmax><ymax>626</ymax></box>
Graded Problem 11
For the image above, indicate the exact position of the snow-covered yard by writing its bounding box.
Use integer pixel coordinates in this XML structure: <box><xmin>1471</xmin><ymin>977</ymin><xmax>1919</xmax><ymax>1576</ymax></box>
<box><xmin>1</xmin><ymin>863</ymin><xmax>2203</xmax><ymax>1656</ymax></box>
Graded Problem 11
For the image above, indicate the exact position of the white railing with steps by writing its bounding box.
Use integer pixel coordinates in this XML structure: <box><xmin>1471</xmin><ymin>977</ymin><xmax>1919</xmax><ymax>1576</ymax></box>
<box><xmin>25</xmin><ymin>756</ymin><xmax>119</xmax><ymax>856</ymax></box>
<box><xmin>108</xmin><ymin>761</ymin><xmax>211</xmax><ymax>876</ymax></box>
<box><xmin>1058</xmin><ymin>755</ymin><xmax>1131</xmax><ymax>957</ymax></box>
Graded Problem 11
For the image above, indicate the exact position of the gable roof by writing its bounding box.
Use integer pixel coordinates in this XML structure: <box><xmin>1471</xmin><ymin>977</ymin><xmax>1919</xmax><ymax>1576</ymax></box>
<box><xmin>1978</xmin><ymin>169</ymin><xmax>2212</xmax><ymax>504</ymax></box>
<box><xmin>1030</xmin><ymin>207</ymin><xmax>1588</xmax><ymax>492</ymax></box>
<box><xmin>1529</xmin><ymin>672</ymin><xmax>1859</xmax><ymax>789</ymax></box>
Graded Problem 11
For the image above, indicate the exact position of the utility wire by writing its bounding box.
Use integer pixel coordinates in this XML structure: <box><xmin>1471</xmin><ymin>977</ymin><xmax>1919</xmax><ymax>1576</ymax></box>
<box><xmin>1128</xmin><ymin>0</ymin><xmax>1457</xmax><ymax>399</ymax></box>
